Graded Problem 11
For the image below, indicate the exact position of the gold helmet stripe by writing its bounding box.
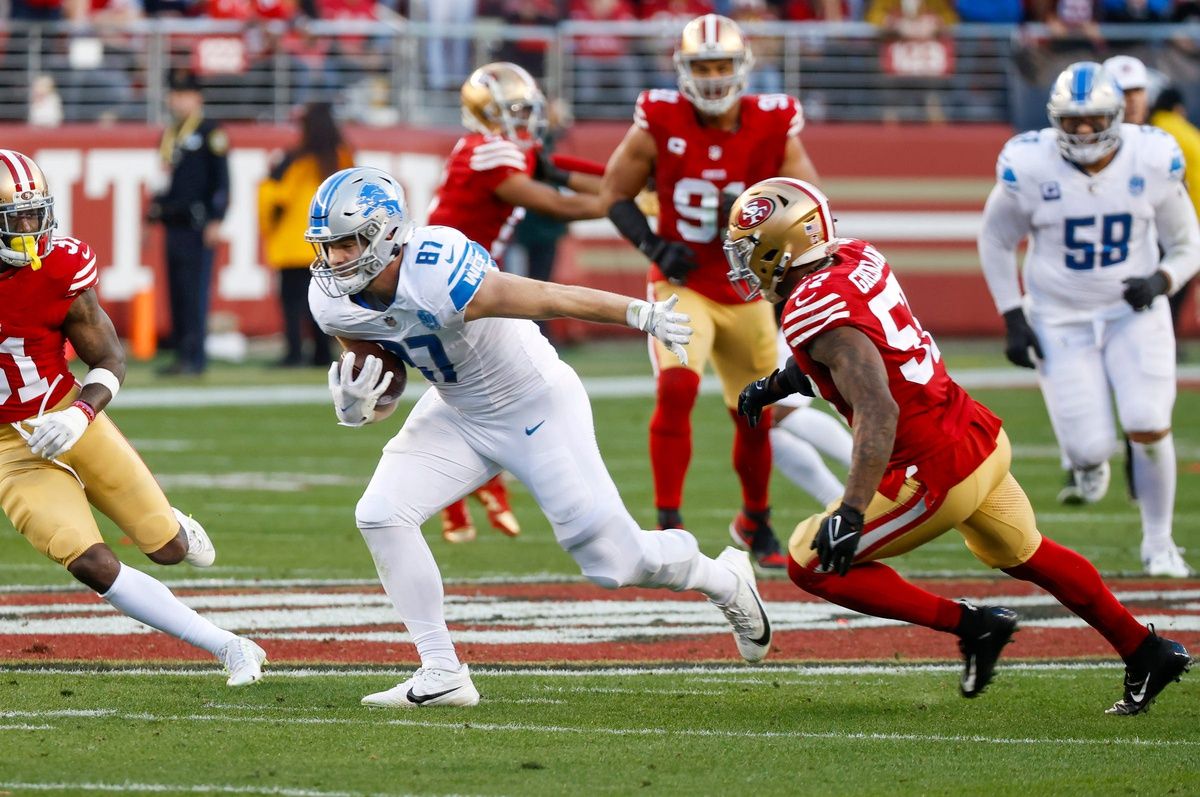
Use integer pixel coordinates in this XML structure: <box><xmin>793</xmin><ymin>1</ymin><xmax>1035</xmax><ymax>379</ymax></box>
<box><xmin>0</xmin><ymin>150</ymin><xmax>36</xmax><ymax>194</ymax></box>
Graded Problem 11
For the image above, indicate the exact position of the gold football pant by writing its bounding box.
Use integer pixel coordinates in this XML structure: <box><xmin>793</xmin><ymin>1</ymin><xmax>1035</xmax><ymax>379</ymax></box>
<box><xmin>1</xmin><ymin>392</ymin><xmax>178</xmax><ymax>566</ymax></box>
<box><xmin>789</xmin><ymin>429</ymin><xmax>1042</xmax><ymax>570</ymax></box>
<box><xmin>649</xmin><ymin>281</ymin><xmax>777</xmax><ymax>408</ymax></box>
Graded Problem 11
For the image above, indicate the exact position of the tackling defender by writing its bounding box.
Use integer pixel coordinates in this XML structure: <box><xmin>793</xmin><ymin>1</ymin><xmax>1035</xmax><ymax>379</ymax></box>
<box><xmin>306</xmin><ymin>166</ymin><xmax>771</xmax><ymax>708</ymax></box>
<box><xmin>601</xmin><ymin>13</ymin><xmax>820</xmax><ymax>568</ymax></box>
<box><xmin>0</xmin><ymin>150</ymin><xmax>266</xmax><ymax>687</ymax></box>
<box><xmin>729</xmin><ymin>177</ymin><xmax>1190</xmax><ymax>715</ymax></box>
<box><xmin>429</xmin><ymin>61</ymin><xmax>607</xmax><ymax>544</ymax></box>
<box><xmin>978</xmin><ymin>62</ymin><xmax>1200</xmax><ymax>578</ymax></box>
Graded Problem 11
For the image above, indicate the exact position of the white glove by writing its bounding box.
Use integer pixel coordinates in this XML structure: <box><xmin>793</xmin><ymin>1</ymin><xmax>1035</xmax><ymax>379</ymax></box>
<box><xmin>25</xmin><ymin>405</ymin><xmax>91</xmax><ymax>460</ymax></box>
<box><xmin>627</xmin><ymin>294</ymin><xmax>693</xmax><ymax>365</ymax></box>
<box><xmin>328</xmin><ymin>352</ymin><xmax>394</xmax><ymax>427</ymax></box>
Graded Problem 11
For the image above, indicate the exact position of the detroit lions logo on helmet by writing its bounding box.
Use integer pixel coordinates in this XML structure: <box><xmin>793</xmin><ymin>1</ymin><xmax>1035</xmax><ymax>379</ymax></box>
<box><xmin>735</xmin><ymin>197</ymin><xmax>774</xmax><ymax>229</ymax></box>
<box><xmin>353</xmin><ymin>183</ymin><xmax>405</xmax><ymax>218</ymax></box>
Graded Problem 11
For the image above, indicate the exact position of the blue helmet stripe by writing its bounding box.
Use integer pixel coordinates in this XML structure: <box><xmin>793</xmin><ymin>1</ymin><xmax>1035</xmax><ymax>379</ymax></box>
<box><xmin>311</xmin><ymin>169</ymin><xmax>354</xmax><ymax>225</ymax></box>
<box><xmin>1072</xmin><ymin>65</ymin><xmax>1093</xmax><ymax>103</ymax></box>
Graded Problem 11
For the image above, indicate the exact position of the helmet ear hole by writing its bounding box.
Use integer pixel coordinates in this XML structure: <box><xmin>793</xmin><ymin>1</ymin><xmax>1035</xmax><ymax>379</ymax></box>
<box><xmin>762</xmin><ymin>248</ymin><xmax>779</xmax><ymax>263</ymax></box>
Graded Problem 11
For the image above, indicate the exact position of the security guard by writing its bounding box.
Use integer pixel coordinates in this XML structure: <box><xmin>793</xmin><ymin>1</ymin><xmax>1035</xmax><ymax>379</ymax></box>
<box><xmin>148</xmin><ymin>69</ymin><xmax>229</xmax><ymax>375</ymax></box>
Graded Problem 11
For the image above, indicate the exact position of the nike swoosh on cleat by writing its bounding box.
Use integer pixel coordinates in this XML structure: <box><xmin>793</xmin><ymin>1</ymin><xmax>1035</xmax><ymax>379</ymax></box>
<box><xmin>406</xmin><ymin>685</ymin><xmax>465</xmax><ymax>705</ymax></box>
<box><xmin>747</xmin><ymin>585</ymin><xmax>771</xmax><ymax>646</ymax></box>
<box><xmin>524</xmin><ymin>420</ymin><xmax>545</xmax><ymax>436</ymax></box>
<box><xmin>963</xmin><ymin>657</ymin><xmax>977</xmax><ymax>693</ymax></box>
<box><xmin>1129</xmin><ymin>677</ymin><xmax>1150</xmax><ymax>703</ymax></box>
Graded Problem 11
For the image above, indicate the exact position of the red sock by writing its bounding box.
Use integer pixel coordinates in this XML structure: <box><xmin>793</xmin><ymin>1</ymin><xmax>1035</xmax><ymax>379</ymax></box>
<box><xmin>788</xmin><ymin>556</ymin><xmax>962</xmax><ymax>632</ymax></box>
<box><xmin>730</xmin><ymin>407</ymin><xmax>772</xmax><ymax>513</ymax></box>
<box><xmin>1003</xmin><ymin>536</ymin><xmax>1149</xmax><ymax>659</ymax></box>
<box><xmin>649</xmin><ymin>368</ymin><xmax>700</xmax><ymax>511</ymax></box>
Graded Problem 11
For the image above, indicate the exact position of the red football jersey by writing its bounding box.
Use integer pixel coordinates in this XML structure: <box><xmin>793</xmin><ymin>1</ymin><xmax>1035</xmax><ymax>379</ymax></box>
<box><xmin>635</xmin><ymin>89</ymin><xmax>802</xmax><ymax>303</ymax></box>
<box><xmin>781</xmin><ymin>239</ymin><xmax>1002</xmax><ymax>496</ymax></box>
<box><xmin>427</xmin><ymin>133</ymin><xmax>536</xmax><ymax>263</ymax></box>
<box><xmin>0</xmin><ymin>236</ymin><xmax>98</xmax><ymax>423</ymax></box>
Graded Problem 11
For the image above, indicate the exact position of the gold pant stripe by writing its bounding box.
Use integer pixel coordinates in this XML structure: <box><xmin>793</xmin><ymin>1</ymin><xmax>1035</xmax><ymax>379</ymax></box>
<box><xmin>789</xmin><ymin>429</ymin><xmax>1042</xmax><ymax>570</ymax></box>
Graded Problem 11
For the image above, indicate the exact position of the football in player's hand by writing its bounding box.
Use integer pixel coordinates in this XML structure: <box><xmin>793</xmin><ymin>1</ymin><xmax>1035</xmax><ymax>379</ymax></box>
<box><xmin>339</xmin><ymin>341</ymin><xmax>407</xmax><ymax>407</ymax></box>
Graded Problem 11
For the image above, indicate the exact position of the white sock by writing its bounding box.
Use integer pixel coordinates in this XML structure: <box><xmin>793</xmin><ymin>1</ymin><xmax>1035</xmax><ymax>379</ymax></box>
<box><xmin>770</xmin><ymin>426</ymin><xmax>844</xmax><ymax>506</ymax></box>
<box><xmin>102</xmin><ymin>564</ymin><xmax>235</xmax><ymax>656</ymax></box>
<box><xmin>360</xmin><ymin>525</ymin><xmax>460</xmax><ymax>672</ymax></box>
<box><xmin>778</xmin><ymin>407</ymin><xmax>852</xmax><ymax>466</ymax></box>
<box><xmin>635</xmin><ymin>527</ymin><xmax>739</xmax><ymax>604</ymax></box>
<box><xmin>1130</xmin><ymin>435</ymin><xmax>1176</xmax><ymax>554</ymax></box>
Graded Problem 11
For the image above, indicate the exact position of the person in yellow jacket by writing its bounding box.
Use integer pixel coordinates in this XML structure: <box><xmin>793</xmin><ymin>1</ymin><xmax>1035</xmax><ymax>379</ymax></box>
<box><xmin>1151</xmin><ymin>86</ymin><xmax>1200</xmax><ymax>361</ymax></box>
<box><xmin>258</xmin><ymin>103</ymin><xmax>354</xmax><ymax>367</ymax></box>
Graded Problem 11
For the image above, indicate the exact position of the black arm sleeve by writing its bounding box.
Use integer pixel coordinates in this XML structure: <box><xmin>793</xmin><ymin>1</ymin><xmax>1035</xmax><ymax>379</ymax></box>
<box><xmin>607</xmin><ymin>198</ymin><xmax>654</xmax><ymax>248</ymax></box>
<box><xmin>775</xmin><ymin>357</ymin><xmax>815</xmax><ymax>398</ymax></box>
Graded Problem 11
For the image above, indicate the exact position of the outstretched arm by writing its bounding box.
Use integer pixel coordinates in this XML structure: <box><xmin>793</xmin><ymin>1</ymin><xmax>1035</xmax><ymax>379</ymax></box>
<box><xmin>464</xmin><ymin>270</ymin><xmax>692</xmax><ymax>362</ymax></box>
<box><xmin>806</xmin><ymin>326</ymin><xmax>898</xmax><ymax>513</ymax></box>
<box><xmin>494</xmin><ymin>171</ymin><xmax>605</xmax><ymax>220</ymax></box>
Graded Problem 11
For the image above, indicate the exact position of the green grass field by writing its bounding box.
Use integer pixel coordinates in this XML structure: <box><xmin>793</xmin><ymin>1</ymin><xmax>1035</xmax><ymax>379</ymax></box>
<box><xmin>1</xmin><ymin>340</ymin><xmax>1197</xmax><ymax>796</ymax></box>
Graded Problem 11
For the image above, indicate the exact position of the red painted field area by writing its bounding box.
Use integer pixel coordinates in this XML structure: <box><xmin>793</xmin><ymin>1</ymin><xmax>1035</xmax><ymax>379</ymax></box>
<box><xmin>2</xmin><ymin>579</ymin><xmax>1197</xmax><ymax>666</ymax></box>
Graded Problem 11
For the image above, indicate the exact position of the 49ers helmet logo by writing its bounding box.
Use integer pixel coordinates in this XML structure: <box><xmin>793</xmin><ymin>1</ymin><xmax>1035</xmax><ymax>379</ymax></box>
<box><xmin>735</xmin><ymin>197</ymin><xmax>774</xmax><ymax>229</ymax></box>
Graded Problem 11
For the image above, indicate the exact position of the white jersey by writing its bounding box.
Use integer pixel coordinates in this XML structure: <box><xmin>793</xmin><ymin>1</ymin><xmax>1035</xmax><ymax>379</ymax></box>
<box><xmin>982</xmin><ymin>124</ymin><xmax>1196</xmax><ymax>322</ymax></box>
<box><xmin>309</xmin><ymin>224</ymin><xmax>563</xmax><ymax>415</ymax></box>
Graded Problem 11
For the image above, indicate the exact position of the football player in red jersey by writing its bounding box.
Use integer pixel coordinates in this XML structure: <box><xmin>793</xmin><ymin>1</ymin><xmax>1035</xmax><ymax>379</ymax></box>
<box><xmin>429</xmin><ymin>61</ymin><xmax>607</xmax><ymax>544</ymax></box>
<box><xmin>729</xmin><ymin>177</ymin><xmax>1190</xmax><ymax>715</ymax></box>
<box><xmin>600</xmin><ymin>14</ymin><xmax>820</xmax><ymax>568</ymax></box>
<box><xmin>0</xmin><ymin>150</ymin><xmax>267</xmax><ymax>687</ymax></box>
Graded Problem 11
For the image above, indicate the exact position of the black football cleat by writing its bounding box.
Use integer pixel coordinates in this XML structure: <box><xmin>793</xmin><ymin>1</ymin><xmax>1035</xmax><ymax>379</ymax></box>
<box><xmin>1106</xmin><ymin>626</ymin><xmax>1191</xmax><ymax>716</ymax></box>
<box><xmin>729</xmin><ymin>509</ymin><xmax>787</xmax><ymax>569</ymax></box>
<box><xmin>957</xmin><ymin>602</ymin><xmax>1019</xmax><ymax>698</ymax></box>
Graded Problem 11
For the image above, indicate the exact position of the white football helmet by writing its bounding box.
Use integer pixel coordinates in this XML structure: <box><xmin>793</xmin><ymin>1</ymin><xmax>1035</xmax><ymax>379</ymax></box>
<box><xmin>1047</xmin><ymin>61</ymin><xmax>1125</xmax><ymax>165</ymax></box>
<box><xmin>674</xmin><ymin>14</ymin><xmax>754</xmax><ymax>116</ymax></box>
<box><xmin>0</xmin><ymin>149</ymin><xmax>56</xmax><ymax>271</ymax></box>
<box><xmin>306</xmin><ymin>167</ymin><xmax>415</xmax><ymax>297</ymax></box>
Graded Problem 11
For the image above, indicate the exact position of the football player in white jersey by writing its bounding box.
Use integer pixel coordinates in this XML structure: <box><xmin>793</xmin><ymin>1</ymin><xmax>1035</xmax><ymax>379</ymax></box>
<box><xmin>305</xmin><ymin>166</ymin><xmax>772</xmax><ymax>707</ymax></box>
<box><xmin>978</xmin><ymin>61</ymin><xmax>1200</xmax><ymax>578</ymax></box>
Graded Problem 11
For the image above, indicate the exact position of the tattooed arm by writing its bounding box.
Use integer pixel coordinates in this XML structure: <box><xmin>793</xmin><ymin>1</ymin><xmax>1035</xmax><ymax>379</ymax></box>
<box><xmin>807</xmin><ymin>326</ymin><xmax>899</xmax><ymax>512</ymax></box>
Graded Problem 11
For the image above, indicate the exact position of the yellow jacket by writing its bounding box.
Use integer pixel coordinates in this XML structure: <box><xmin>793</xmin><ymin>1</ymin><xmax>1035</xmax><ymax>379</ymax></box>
<box><xmin>1151</xmin><ymin>109</ymin><xmax>1200</xmax><ymax>221</ymax></box>
<box><xmin>258</xmin><ymin>147</ymin><xmax>355</xmax><ymax>269</ymax></box>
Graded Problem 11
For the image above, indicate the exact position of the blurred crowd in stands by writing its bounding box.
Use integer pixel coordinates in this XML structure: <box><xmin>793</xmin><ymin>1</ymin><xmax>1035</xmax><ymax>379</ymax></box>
<box><xmin>4</xmin><ymin>0</ymin><xmax>1200</xmax><ymax>127</ymax></box>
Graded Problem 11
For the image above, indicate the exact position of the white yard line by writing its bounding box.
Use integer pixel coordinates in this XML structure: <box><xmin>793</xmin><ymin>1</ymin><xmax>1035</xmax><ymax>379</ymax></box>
<box><xmin>0</xmin><ymin>782</ymin><xmax>436</xmax><ymax>797</ymax></box>
<box><xmin>0</xmin><ymin>707</ymin><xmax>1191</xmax><ymax>749</ymax></box>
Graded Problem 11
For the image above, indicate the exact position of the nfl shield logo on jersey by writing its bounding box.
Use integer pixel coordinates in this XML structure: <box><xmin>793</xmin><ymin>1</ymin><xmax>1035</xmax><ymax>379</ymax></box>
<box><xmin>1129</xmin><ymin>176</ymin><xmax>1145</xmax><ymax>196</ymax></box>
<box><xmin>1040</xmin><ymin>182</ymin><xmax>1061</xmax><ymax>201</ymax></box>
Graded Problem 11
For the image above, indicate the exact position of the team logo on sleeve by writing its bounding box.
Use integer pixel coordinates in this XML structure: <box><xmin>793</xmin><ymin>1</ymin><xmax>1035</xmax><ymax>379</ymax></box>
<box><xmin>735</xmin><ymin>197</ymin><xmax>775</xmax><ymax>229</ymax></box>
<box><xmin>353</xmin><ymin>183</ymin><xmax>404</xmax><ymax>218</ymax></box>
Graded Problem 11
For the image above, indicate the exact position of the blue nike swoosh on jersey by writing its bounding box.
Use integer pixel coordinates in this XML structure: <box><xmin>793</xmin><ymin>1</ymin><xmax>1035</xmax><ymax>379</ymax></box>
<box><xmin>525</xmin><ymin>421</ymin><xmax>545</xmax><ymax>436</ymax></box>
<box><xmin>443</xmin><ymin>247</ymin><xmax>456</xmax><ymax>264</ymax></box>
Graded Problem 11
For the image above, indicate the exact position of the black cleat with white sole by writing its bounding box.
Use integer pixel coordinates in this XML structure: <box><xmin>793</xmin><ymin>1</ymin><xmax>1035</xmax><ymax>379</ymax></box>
<box><xmin>957</xmin><ymin>603</ymin><xmax>1018</xmax><ymax>698</ymax></box>
<box><xmin>1106</xmin><ymin>626</ymin><xmax>1191</xmax><ymax>716</ymax></box>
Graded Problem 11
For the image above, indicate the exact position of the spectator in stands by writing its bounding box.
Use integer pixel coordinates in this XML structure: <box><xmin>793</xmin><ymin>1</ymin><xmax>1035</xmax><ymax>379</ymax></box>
<box><xmin>867</xmin><ymin>0</ymin><xmax>958</xmax><ymax>123</ymax></box>
<box><xmin>1151</xmin><ymin>86</ymin><xmax>1200</xmax><ymax>360</ymax></box>
<box><xmin>954</xmin><ymin>0</ymin><xmax>1022</xmax><ymax>22</ymax></box>
<box><xmin>732</xmin><ymin>0</ymin><xmax>783</xmax><ymax>94</ymax></box>
<box><xmin>11</xmin><ymin>0</ymin><xmax>66</xmax><ymax>20</ymax></box>
<box><xmin>1101</xmin><ymin>0</ymin><xmax>1170</xmax><ymax>22</ymax></box>
<box><xmin>67</xmin><ymin>0</ymin><xmax>143</xmax><ymax>25</ymax></box>
<box><xmin>1031</xmin><ymin>1</ymin><xmax>1103</xmax><ymax>48</ymax></box>
<box><xmin>494</xmin><ymin>0</ymin><xmax>562</xmax><ymax>78</ymax></box>
<box><xmin>28</xmin><ymin>75</ymin><xmax>64</xmax><ymax>127</ymax></box>
<box><xmin>414</xmin><ymin>0</ymin><xmax>478</xmax><ymax>91</ymax></box>
<box><xmin>258</xmin><ymin>102</ymin><xmax>351</xmax><ymax>367</ymax></box>
<box><xmin>783</xmin><ymin>0</ymin><xmax>849</xmax><ymax>18</ymax></box>
<box><xmin>569</xmin><ymin>0</ymin><xmax>641</xmax><ymax>118</ymax></box>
